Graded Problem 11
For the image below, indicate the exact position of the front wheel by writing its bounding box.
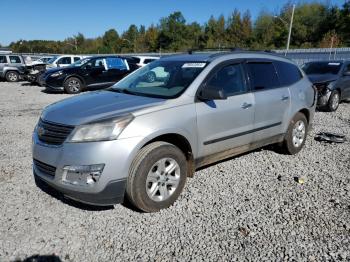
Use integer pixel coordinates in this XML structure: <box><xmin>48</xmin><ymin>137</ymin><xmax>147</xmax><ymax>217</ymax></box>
<box><xmin>64</xmin><ymin>77</ymin><xmax>83</xmax><ymax>94</ymax></box>
<box><xmin>126</xmin><ymin>142</ymin><xmax>187</xmax><ymax>212</ymax></box>
<box><xmin>281</xmin><ymin>112</ymin><xmax>308</xmax><ymax>155</ymax></box>
<box><xmin>5</xmin><ymin>71</ymin><xmax>19</xmax><ymax>82</ymax></box>
<box><xmin>326</xmin><ymin>90</ymin><xmax>340</xmax><ymax>112</ymax></box>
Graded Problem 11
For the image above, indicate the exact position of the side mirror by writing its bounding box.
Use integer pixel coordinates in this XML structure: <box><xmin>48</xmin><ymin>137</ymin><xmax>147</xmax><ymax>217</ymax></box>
<box><xmin>85</xmin><ymin>64</ymin><xmax>92</xmax><ymax>70</ymax></box>
<box><xmin>343</xmin><ymin>71</ymin><xmax>350</xmax><ymax>76</ymax></box>
<box><xmin>56</xmin><ymin>64</ymin><xmax>60</xmax><ymax>67</ymax></box>
<box><xmin>198</xmin><ymin>86</ymin><xmax>227</xmax><ymax>101</ymax></box>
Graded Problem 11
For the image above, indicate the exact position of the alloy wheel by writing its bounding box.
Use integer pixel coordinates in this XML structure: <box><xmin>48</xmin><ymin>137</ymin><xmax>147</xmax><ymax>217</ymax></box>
<box><xmin>292</xmin><ymin>120</ymin><xmax>306</xmax><ymax>148</ymax></box>
<box><xmin>68</xmin><ymin>80</ymin><xmax>80</xmax><ymax>93</ymax></box>
<box><xmin>146</xmin><ymin>158</ymin><xmax>181</xmax><ymax>202</ymax></box>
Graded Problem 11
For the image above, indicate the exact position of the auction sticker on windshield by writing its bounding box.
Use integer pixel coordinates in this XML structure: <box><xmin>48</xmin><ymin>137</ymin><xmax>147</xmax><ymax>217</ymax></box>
<box><xmin>182</xmin><ymin>63</ymin><xmax>206</xmax><ymax>68</ymax></box>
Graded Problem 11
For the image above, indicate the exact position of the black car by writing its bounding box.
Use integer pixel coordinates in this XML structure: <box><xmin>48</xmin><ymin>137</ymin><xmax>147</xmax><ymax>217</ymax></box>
<box><xmin>302</xmin><ymin>60</ymin><xmax>350</xmax><ymax>111</ymax></box>
<box><xmin>40</xmin><ymin>56</ymin><xmax>139</xmax><ymax>94</ymax></box>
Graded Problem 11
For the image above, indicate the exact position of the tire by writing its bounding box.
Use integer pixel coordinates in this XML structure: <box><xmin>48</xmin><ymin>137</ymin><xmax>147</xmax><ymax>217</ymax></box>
<box><xmin>326</xmin><ymin>90</ymin><xmax>340</xmax><ymax>112</ymax></box>
<box><xmin>146</xmin><ymin>71</ymin><xmax>156</xmax><ymax>83</ymax></box>
<box><xmin>126</xmin><ymin>141</ymin><xmax>187</xmax><ymax>212</ymax></box>
<box><xmin>281</xmin><ymin>112</ymin><xmax>308</xmax><ymax>155</ymax></box>
<box><xmin>64</xmin><ymin>77</ymin><xmax>83</xmax><ymax>94</ymax></box>
<box><xmin>5</xmin><ymin>71</ymin><xmax>19</xmax><ymax>82</ymax></box>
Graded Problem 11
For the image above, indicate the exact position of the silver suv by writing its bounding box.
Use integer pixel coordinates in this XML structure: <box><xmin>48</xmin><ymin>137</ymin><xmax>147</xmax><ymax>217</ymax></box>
<box><xmin>32</xmin><ymin>51</ymin><xmax>316</xmax><ymax>212</ymax></box>
<box><xmin>0</xmin><ymin>54</ymin><xmax>26</xmax><ymax>82</ymax></box>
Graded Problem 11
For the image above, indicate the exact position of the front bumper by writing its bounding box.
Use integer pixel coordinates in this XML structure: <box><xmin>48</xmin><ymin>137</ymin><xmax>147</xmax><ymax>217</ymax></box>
<box><xmin>32</xmin><ymin>132</ymin><xmax>144</xmax><ymax>206</ymax></box>
<box><xmin>34</xmin><ymin>172</ymin><xmax>126</xmax><ymax>205</ymax></box>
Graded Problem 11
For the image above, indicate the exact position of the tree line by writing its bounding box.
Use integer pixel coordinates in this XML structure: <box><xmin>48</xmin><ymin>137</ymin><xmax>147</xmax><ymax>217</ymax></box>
<box><xmin>8</xmin><ymin>1</ymin><xmax>350</xmax><ymax>54</ymax></box>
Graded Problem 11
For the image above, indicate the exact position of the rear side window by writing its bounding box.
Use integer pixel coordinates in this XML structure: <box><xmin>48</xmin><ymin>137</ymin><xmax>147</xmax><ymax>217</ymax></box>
<box><xmin>275</xmin><ymin>61</ymin><xmax>302</xmax><ymax>86</ymax></box>
<box><xmin>9</xmin><ymin>56</ymin><xmax>21</xmax><ymax>63</ymax></box>
<box><xmin>73</xmin><ymin>57</ymin><xmax>81</xmax><ymax>62</ymax></box>
<box><xmin>106</xmin><ymin>58</ymin><xmax>128</xmax><ymax>70</ymax></box>
<box><xmin>207</xmin><ymin>64</ymin><xmax>246</xmax><ymax>96</ymax></box>
<box><xmin>0</xmin><ymin>56</ymin><xmax>7</xmax><ymax>63</ymax></box>
<box><xmin>246</xmin><ymin>62</ymin><xmax>279</xmax><ymax>91</ymax></box>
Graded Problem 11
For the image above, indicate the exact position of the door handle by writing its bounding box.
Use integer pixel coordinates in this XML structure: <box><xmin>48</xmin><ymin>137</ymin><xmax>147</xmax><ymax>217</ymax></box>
<box><xmin>241</xmin><ymin>102</ymin><xmax>252</xmax><ymax>109</ymax></box>
<box><xmin>281</xmin><ymin>95</ymin><xmax>289</xmax><ymax>101</ymax></box>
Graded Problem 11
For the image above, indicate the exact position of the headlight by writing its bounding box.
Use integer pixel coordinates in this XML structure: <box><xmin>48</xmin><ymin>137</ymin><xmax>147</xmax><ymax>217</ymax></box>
<box><xmin>50</xmin><ymin>71</ymin><xmax>64</xmax><ymax>77</ymax></box>
<box><xmin>67</xmin><ymin>115</ymin><xmax>134</xmax><ymax>142</ymax></box>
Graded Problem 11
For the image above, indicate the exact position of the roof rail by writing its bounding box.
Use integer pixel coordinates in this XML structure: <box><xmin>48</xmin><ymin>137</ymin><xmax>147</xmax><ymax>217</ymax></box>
<box><xmin>188</xmin><ymin>47</ymin><xmax>243</xmax><ymax>54</ymax></box>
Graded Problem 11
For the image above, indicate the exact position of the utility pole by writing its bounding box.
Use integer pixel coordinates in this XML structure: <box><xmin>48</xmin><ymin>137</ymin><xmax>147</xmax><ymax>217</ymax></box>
<box><xmin>285</xmin><ymin>4</ymin><xmax>296</xmax><ymax>56</ymax></box>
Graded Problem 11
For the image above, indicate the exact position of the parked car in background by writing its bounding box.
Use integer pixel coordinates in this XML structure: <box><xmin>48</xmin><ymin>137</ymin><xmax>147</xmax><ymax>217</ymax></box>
<box><xmin>33</xmin><ymin>51</ymin><xmax>316</xmax><ymax>212</ymax></box>
<box><xmin>40</xmin><ymin>56</ymin><xmax>138</xmax><ymax>94</ymax></box>
<box><xmin>0</xmin><ymin>54</ymin><xmax>26</xmax><ymax>82</ymax></box>
<box><xmin>22</xmin><ymin>63</ymin><xmax>48</xmax><ymax>83</ymax></box>
<box><xmin>132</xmin><ymin>56</ymin><xmax>159</xmax><ymax>67</ymax></box>
<box><xmin>46</xmin><ymin>55</ymin><xmax>85</xmax><ymax>69</ymax></box>
<box><xmin>34</xmin><ymin>56</ymin><xmax>54</xmax><ymax>64</ymax></box>
<box><xmin>302</xmin><ymin>60</ymin><xmax>350</xmax><ymax>111</ymax></box>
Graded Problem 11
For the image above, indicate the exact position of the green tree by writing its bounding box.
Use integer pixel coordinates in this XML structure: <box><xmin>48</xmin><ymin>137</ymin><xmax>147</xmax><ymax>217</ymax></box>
<box><xmin>158</xmin><ymin>11</ymin><xmax>187</xmax><ymax>51</ymax></box>
<box><xmin>122</xmin><ymin>25</ymin><xmax>139</xmax><ymax>52</ymax></box>
<box><xmin>144</xmin><ymin>25</ymin><xmax>159</xmax><ymax>52</ymax></box>
<box><xmin>102</xmin><ymin>29</ymin><xmax>120</xmax><ymax>53</ymax></box>
<box><xmin>204</xmin><ymin>15</ymin><xmax>226</xmax><ymax>48</ymax></box>
<box><xmin>338</xmin><ymin>1</ymin><xmax>350</xmax><ymax>46</ymax></box>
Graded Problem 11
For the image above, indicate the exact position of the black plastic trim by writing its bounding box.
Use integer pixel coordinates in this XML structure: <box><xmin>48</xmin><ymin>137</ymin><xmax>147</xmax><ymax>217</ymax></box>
<box><xmin>203</xmin><ymin>122</ymin><xmax>282</xmax><ymax>145</ymax></box>
<box><xmin>34</xmin><ymin>173</ymin><xmax>126</xmax><ymax>206</ymax></box>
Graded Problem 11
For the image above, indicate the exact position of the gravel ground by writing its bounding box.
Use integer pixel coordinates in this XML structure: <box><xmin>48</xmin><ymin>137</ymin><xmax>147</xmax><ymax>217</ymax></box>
<box><xmin>0</xmin><ymin>81</ymin><xmax>349</xmax><ymax>262</ymax></box>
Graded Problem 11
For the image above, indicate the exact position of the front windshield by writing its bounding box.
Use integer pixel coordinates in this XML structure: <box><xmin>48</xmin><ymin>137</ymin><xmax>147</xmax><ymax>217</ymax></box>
<box><xmin>302</xmin><ymin>62</ymin><xmax>343</xmax><ymax>75</ymax></box>
<box><xmin>71</xmin><ymin>57</ymin><xmax>90</xmax><ymax>67</ymax></box>
<box><xmin>47</xmin><ymin>56</ymin><xmax>58</xmax><ymax>64</ymax></box>
<box><xmin>112</xmin><ymin>60</ymin><xmax>207</xmax><ymax>98</ymax></box>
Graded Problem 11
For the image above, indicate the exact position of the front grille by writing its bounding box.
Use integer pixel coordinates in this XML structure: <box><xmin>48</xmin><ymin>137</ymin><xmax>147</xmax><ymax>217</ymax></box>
<box><xmin>33</xmin><ymin>159</ymin><xmax>56</xmax><ymax>177</ymax></box>
<box><xmin>37</xmin><ymin>119</ymin><xmax>74</xmax><ymax>145</ymax></box>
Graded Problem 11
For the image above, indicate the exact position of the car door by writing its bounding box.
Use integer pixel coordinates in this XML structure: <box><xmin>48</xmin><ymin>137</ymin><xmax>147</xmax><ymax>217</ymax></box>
<box><xmin>104</xmin><ymin>57</ymin><xmax>129</xmax><ymax>84</ymax></box>
<box><xmin>195</xmin><ymin>61</ymin><xmax>255</xmax><ymax>159</ymax></box>
<box><xmin>245</xmin><ymin>60</ymin><xmax>291</xmax><ymax>142</ymax></box>
<box><xmin>83</xmin><ymin>58</ymin><xmax>110</xmax><ymax>88</ymax></box>
<box><xmin>337</xmin><ymin>63</ymin><xmax>350</xmax><ymax>99</ymax></box>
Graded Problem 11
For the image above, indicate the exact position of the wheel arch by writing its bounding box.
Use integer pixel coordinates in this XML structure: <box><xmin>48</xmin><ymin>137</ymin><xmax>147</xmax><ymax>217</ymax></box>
<box><xmin>298</xmin><ymin>108</ymin><xmax>310</xmax><ymax>124</ymax></box>
<box><xmin>63</xmin><ymin>74</ymin><xmax>86</xmax><ymax>87</ymax></box>
<box><xmin>143</xmin><ymin>133</ymin><xmax>195</xmax><ymax>177</ymax></box>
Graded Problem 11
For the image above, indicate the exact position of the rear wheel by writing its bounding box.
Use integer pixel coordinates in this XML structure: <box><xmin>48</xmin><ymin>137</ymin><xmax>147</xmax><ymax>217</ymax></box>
<box><xmin>326</xmin><ymin>90</ymin><xmax>340</xmax><ymax>112</ymax></box>
<box><xmin>64</xmin><ymin>77</ymin><xmax>83</xmax><ymax>94</ymax></box>
<box><xmin>5</xmin><ymin>71</ymin><xmax>19</xmax><ymax>82</ymax></box>
<box><xmin>126</xmin><ymin>142</ymin><xmax>187</xmax><ymax>212</ymax></box>
<box><xmin>281</xmin><ymin>112</ymin><xmax>308</xmax><ymax>155</ymax></box>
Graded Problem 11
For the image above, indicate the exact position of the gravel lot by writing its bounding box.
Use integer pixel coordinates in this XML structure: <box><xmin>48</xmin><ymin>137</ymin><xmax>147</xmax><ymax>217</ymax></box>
<box><xmin>0</xmin><ymin>81</ymin><xmax>349</xmax><ymax>261</ymax></box>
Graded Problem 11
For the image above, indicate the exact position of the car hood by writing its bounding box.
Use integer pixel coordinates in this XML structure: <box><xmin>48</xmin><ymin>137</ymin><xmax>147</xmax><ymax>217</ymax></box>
<box><xmin>42</xmin><ymin>90</ymin><xmax>165</xmax><ymax>126</ymax></box>
<box><xmin>307</xmin><ymin>74</ymin><xmax>338</xmax><ymax>84</ymax></box>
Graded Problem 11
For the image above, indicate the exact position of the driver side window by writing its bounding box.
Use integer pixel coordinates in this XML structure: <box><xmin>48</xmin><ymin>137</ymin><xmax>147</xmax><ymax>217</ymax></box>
<box><xmin>206</xmin><ymin>64</ymin><xmax>246</xmax><ymax>96</ymax></box>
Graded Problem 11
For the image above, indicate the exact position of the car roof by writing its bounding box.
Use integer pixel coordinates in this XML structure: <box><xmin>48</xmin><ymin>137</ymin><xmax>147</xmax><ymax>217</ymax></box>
<box><xmin>160</xmin><ymin>51</ymin><xmax>292</xmax><ymax>63</ymax></box>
